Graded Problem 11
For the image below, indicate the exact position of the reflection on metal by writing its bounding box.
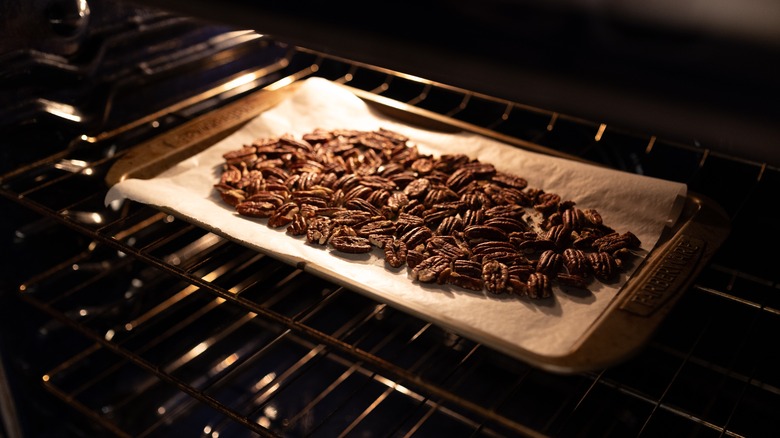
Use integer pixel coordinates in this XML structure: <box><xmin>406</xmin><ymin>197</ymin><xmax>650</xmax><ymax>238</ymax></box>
<box><xmin>40</xmin><ymin>99</ymin><xmax>83</xmax><ymax>122</ymax></box>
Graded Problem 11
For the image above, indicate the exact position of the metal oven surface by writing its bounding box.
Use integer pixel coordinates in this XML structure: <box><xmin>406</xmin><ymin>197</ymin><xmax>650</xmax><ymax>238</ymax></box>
<box><xmin>1</xmin><ymin>2</ymin><xmax>779</xmax><ymax>437</ymax></box>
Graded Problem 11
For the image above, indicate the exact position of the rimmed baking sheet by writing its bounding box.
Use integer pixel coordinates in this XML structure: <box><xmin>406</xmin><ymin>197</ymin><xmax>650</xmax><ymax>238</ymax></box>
<box><xmin>105</xmin><ymin>77</ymin><xmax>728</xmax><ymax>373</ymax></box>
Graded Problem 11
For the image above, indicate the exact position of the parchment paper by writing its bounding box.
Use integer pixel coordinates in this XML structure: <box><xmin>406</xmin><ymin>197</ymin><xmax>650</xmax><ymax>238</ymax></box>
<box><xmin>105</xmin><ymin>77</ymin><xmax>687</xmax><ymax>358</ymax></box>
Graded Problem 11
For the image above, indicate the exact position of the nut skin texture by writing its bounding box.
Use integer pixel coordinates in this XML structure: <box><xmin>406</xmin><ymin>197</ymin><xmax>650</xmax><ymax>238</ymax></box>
<box><xmin>536</xmin><ymin>250</ymin><xmax>563</xmax><ymax>276</ymax></box>
<box><xmin>384</xmin><ymin>239</ymin><xmax>408</xmax><ymax>268</ymax></box>
<box><xmin>482</xmin><ymin>260</ymin><xmax>509</xmax><ymax>294</ymax></box>
<box><xmin>306</xmin><ymin>217</ymin><xmax>333</xmax><ymax>245</ymax></box>
<box><xmin>412</xmin><ymin>256</ymin><xmax>451</xmax><ymax>283</ymax></box>
<box><xmin>236</xmin><ymin>201</ymin><xmax>277</xmax><ymax>218</ymax></box>
<box><xmin>330</xmin><ymin>236</ymin><xmax>373</xmax><ymax>254</ymax></box>
<box><xmin>563</xmin><ymin>248</ymin><xmax>589</xmax><ymax>277</ymax></box>
<box><xmin>286</xmin><ymin>213</ymin><xmax>308</xmax><ymax>236</ymax></box>
<box><xmin>527</xmin><ymin>272</ymin><xmax>553</xmax><ymax>299</ymax></box>
<box><xmin>588</xmin><ymin>252</ymin><xmax>620</xmax><ymax>281</ymax></box>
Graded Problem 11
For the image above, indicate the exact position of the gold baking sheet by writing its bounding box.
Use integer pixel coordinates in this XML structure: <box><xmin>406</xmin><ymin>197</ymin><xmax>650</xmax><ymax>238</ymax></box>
<box><xmin>105</xmin><ymin>78</ymin><xmax>730</xmax><ymax>373</ymax></box>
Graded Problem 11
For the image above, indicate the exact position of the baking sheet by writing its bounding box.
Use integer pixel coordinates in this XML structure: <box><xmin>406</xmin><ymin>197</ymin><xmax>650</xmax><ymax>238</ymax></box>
<box><xmin>105</xmin><ymin>77</ymin><xmax>687</xmax><ymax>358</ymax></box>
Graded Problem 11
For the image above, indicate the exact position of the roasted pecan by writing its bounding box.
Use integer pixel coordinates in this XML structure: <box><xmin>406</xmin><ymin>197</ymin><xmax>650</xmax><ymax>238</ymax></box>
<box><xmin>434</xmin><ymin>153</ymin><xmax>469</xmax><ymax>171</ymax></box>
<box><xmin>384</xmin><ymin>239</ymin><xmax>408</xmax><ymax>268</ymax></box>
<box><xmin>572</xmin><ymin>230</ymin><xmax>597</xmax><ymax>250</ymax></box>
<box><xmin>395</xmin><ymin>212</ymin><xmax>426</xmax><ymax>236</ymax></box>
<box><xmin>507</xmin><ymin>275</ymin><xmax>529</xmax><ymax>296</ymax></box>
<box><xmin>484</xmin><ymin>204</ymin><xmax>525</xmax><ymax>221</ymax></box>
<box><xmin>332</xmin><ymin>210</ymin><xmax>373</xmax><ymax>227</ymax></box>
<box><xmin>562</xmin><ymin>248</ymin><xmax>590</xmax><ymax>277</ymax></box>
<box><xmin>356</xmin><ymin>132</ymin><xmax>394</xmax><ymax>151</ymax></box>
<box><xmin>306</xmin><ymin>216</ymin><xmax>333</xmax><ymax>245</ymax></box>
<box><xmin>280</xmin><ymin>133</ymin><xmax>315</xmax><ymax>152</ymax></box>
<box><xmin>462</xmin><ymin>162</ymin><xmax>496</xmax><ymax>179</ymax></box>
<box><xmin>425</xmin><ymin>236</ymin><xmax>469</xmax><ymax>260</ymax></box>
<box><xmin>406</xmin><ymin>249</ymin><xmax>425</xmax><ymax>269</ymax></box>
<box><xmin>302</xmin><ymin>129</ymin><xmax>334</xmax><ymax>144</ymax></box>
<box><xmin>461</xmin><ymin>209</ymin><xmax>485</xmax><ymax>227</ymax></box>
<box><xmin>401</xmin><ymin>200</ymin><xmax>426</xmax><ymax>217</ymax></box>
<box><xmin>463</xmin><ymin>225</ymin><xmax>508</xmax><ymax>243</ymax></box>
<box><xmin>460</xmin><ymin>192</ymin><xmax>491</xmax><ymax>210</ymax></box>
<box><xmin>357</xmin><ymin>220</ymin><xmax>396</xmax><ymax>238</ymax></box>
<box><xmin>436</xmin><ymin>216</ymin><xmax>464</xmax><ymax>236</ymax></box>
<box><xmin>386</xmin><ymin>192</ymin><xmax>410</xmax><ymax>214</ymax></box>
<box><xmin>482</xmin><ymin>260</ymin><xmax>509</xmax><ymax>294</ymax></box>
<box><xmin>412</xmin><ymin>255</ymin><xmax>451</xmax><ymax>283</ymax></box>
<box><xmin>223</xmin><ymin>146</ymin><xmax>258</xmax><ymax>167</ymax></box>
<box><xmin>593</xmin><ymin>231</ymin><xmax>642</xmax><ymax>253</ymax></box>
<box><xmin>327</xmin><ymin>225</ymin><xmax>357</xmax><ymax>244</ymax></box>
<box><xmin>491</xmin><ymin>172</ymin><xmax>528</xmax><ymax>190</ymax></box>
<box><xmin>582</xmin><ymin>208</ymin><xmax>603</xmax><ymax>227</ymax></box>
<box><xmin>268</xmin><ymin>201</ymin><xmax>299</xmax><ymax>228</ymax></box>
<box><xmin>248</xmin><ymin>192</ymin><xmax>287</xmax><ymax>209</ymax></box>
<box><xmin>219</xmin><ymin>164</ymin><xmax>243</xmax><ymax>185</ymax></box>
<box><xmin>446</xmin><ymin>167</ymin><xmax>476</xmax><ymax>192</ymax></box>
<box><xmin>334</xmin><ymin>174</ymin><xmax>361</xmax><ymax>192</ymax></box>
<box><xmin>423</xmin><ymin>185</ymin><xmax>459</xmax><ymax>207</ymax></box>
<box><xmin>562</xmin><ymin>208</ymin><xmax>587</xmax><ymax>230</ymax></box>
<box><xmin>481</xmin><ymin>251</ymin><xmax>527</xmax><ymax>266</ymax></box>
<box><xmin>536</xmin><ymin>250</ymin><xmax>563</xmax><ymax>276</ymax></box>
<box><xmin>344</xmin><ymin>185</ymin><xmax>374</xmax><ymax>202</ymax></box>
<box><xmin>368</xmin><ymin>234</ymin><xmax>393</xmax><ymax>249</ymax></box>
<box><xmin>218</xmin><ymin>189</ymin><xmax>246</xmax><ymax>207</ymax></box>
<box><xmin>286</xmin><ymin>213</ymin><xmax>308</xmax><ymax>236</ymax></box>
<box><xmin>329</xmin><ymin>235</ymin><xmax>372</xmax><ymax>253</ymax></box>
<box><xmin>422</xmin><ymin>209</ymin><xmax>455</xmax><ymax>229</ymax></box>
<box><xmin>546</xmin><ymin>224</ymin><xmax>572</xmax><ymax>249</ymax></box>
<box><xmin>588</xmin><ymin>251</ymin><xmax>620</xmax><ymax>281</ymax></box>
<box><xmin>388</xmin><ymin>172</ymin><xmax>416</xmax><ymax>189</ymax></box>
<box><xmin>403</xmin><ymin>178</ymin><xmax>431</xmax><ymax>198</ymax></box>
<box><xmin>472</xmin><ymin>243</ymin><xmax>517</xmax><ymax>262</ymax></box>
<box><xmin>508</xmin><ymin>263</ymin><xmax>536</xmax><ymax>281</ymax></box>
<box><xmin>556</xmin><ymin>273</ymin><xmax>589</xmax><ymax>289</ymax></box>
<box><xmin>236</xmin><ymin>200</ymin><xmax>277</xmax><ymax>218</ymax></box>
<box><xmin>484</xmin><ymin>217</ymin><xmax>529</xmax><ymax>233</ymax></box>
<box><xmin>411</xmin><ymin>157</ymin><xmax>435</xmax><ymax>175</ymax></box>
<box><xmin>453</xmin><ymin>259</ymin><xmax>483</xmax><ymax>278</ymax></box>
<box><xmin>534</xmin><ymin>192</ymin><xmax>561</xmax><ymax>216</ymax></box>
<box><xmin>360</xmin><ymin>175</ymin><xmax>397</xmax><ymax>191</ymax></box>
<box><xmin>527</xmin><ymin>272</ymin><xmax>552</xmax><ymax>299</ymax></box>
<box><xmin>399</xmin><ymin>226</ymin><xmax>434</xmax><ymax>251</ymax></box>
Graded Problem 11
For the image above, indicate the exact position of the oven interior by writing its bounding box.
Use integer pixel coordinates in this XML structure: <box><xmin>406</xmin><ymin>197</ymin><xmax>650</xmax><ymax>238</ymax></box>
<box><xmin>1</xmin><ymin>1</ymin><xmax>779</xmax><ymax>437</ymax></box>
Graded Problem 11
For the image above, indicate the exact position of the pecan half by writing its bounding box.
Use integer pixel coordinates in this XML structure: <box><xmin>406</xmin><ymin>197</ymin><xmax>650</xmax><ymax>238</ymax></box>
<box><xmin>562</xmin><ymin>248</ymin><xmax>589</xmax><ymax>277</ymax></box>
<box><xmin>383</xmin><ymin>239</ymin><xmax>408</xmax><ymax>268</ymax></box>
<box><xmin>536</xmin><ymin>250</ymin><xmax>563</xmax><ymax>276</ymax></box>
<box><xmin>286</xmin><ymin>213</ymin><xmax>308</xmax><ymax>236</ymax></box>
<box><xmin>527</xmin><ymin>272</ymin><xmax>552</xmax><ymax>299</ymax></box>
<box><xmin>412</xmin><ymin>255</ymin><xmax>452</xmax><ymax>283</ymax></box>
<box><xmin>236</xmin><ymin>201</ymin><xmax>277</xmax><ymax>218</ymax></box>
<box><xmin>588</xmin><ymin>251</ymin><xmax>620</xmax><ymax>281</ymax></box>
<box><xmin>306</xmin><ymin>216</ymin><xmax>333</xmax><ymax>245</ymax></box>
<box><xmin>330</xmin><ymin>235</ymin><xmax>373</xmax><ymax>253</ymax></box>
<box><xmin>482</xmin><ymin>260</ymin><xmax>509</xmax><ymax>294</ymax></box>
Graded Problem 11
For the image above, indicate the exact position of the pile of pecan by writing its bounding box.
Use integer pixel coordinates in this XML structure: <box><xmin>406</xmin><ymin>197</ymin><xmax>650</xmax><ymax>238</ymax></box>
<box><xmin>213</xmin><ymin>128</ymin><xmax>641</xmax><ymax>299</ymax></box>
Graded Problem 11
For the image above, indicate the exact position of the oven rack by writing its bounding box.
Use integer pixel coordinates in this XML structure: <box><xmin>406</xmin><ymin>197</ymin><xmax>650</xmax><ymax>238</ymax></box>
<box><xmin>2</xmin><ymin>40</ymin><xmax>780</xmax><ymax>437</ymax></box>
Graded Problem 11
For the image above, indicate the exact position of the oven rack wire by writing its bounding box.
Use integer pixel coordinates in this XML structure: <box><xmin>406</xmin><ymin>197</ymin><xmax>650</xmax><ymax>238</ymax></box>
<box><xmin>2</xmin><ymin>37</ymin><xmax>780</xmax><ymax>437</ymax></box>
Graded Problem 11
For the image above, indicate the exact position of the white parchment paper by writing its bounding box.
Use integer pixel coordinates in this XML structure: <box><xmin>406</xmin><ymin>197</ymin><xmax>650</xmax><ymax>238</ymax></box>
<box><xmin>105</xmin><ymin>77</ymin><xmax>687</xmax><ymax>358</ymax></box>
